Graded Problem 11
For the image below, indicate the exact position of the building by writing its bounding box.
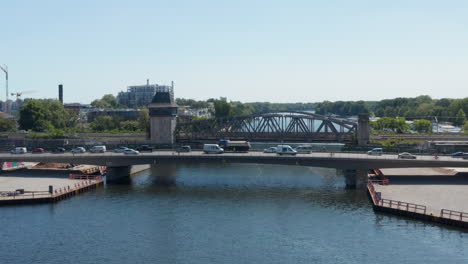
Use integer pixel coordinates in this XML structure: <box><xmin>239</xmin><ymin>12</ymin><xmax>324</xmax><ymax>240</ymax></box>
<box><xmin>148</xmin><ymin>89</ymin><xmax>178</xmax><ymax>144</ymax></box>
<box><xmin>87</xmin><ymin>108</ymin><xmax>141</xmax><ymax>122</ymax></box>
<box><xmin>117</xmin><ymin>80</ymin><xmax>174</xmax><ymax>108</ymax></box>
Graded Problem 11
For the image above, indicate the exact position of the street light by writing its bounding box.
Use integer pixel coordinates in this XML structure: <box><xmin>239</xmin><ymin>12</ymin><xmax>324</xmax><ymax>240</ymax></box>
<box><xmin>0</xmin><ymin>65</ymin><xmax>8</xmax><ymax>113</ymax></box>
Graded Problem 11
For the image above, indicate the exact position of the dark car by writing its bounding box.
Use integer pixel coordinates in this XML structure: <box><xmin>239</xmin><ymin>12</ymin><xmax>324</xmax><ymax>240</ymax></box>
<box><xmin>176</xmin><ymin>146</ymin><xmax>191</xmax><ymax>153</ymax></box>
<box><xmin>450</xmin><ymin>152</ymin><xmax>465</xmax><ymax>158</ymax></box>
<box><xmin>32</xmin><ymin>148</ymin><xmax>45</xmax><ymax>153</ymax></box>
<box><xmin>136</xmin><ymin>145</ymin><xmax>153</xmax><ymax>152</ymax></box>
<box><xmin>53</xmin><ymin>147</ymin><xmax>66</xmax><ymax>153</ymax></box>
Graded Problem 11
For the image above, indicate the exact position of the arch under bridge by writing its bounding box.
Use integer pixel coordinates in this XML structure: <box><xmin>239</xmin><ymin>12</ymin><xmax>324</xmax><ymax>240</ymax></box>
<box><xmin>176</xmin><ymin>111</ymin><xmax>365</xmax><ymax>143</ymax></box>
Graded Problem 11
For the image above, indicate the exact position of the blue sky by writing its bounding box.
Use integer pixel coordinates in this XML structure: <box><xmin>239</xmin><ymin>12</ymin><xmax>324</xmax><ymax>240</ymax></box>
<box><xmin>1</xmin><ymin>0</ymin><xmax>467</xmax><ymax>103</ymax></box>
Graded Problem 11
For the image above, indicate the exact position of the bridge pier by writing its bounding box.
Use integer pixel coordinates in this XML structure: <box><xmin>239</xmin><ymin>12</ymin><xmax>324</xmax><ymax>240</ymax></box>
<box><xmin>106</xmin><ymin>165</ymin><xmax>151</xmax><ymax>183</ymax></box>
<box><xmin>343</xmin><ymin>169</ymin><xmax>368</xmax><ymax>189</ymax></box>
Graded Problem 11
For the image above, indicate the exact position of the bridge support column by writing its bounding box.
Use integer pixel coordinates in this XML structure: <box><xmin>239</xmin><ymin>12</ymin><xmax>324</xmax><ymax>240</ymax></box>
<box><xmin>106</xmin><ymin>166</ymin><xmax>132</xmax><ymax>183</ymax></box>
<box><xmin>343</xmin><ymin>169</ymin><xmax>368</xmax><ymax>189</ymax></box>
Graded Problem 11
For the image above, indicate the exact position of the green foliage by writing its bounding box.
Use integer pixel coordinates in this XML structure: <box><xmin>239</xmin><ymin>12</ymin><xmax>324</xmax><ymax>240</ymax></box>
<box><xmin>463</xmin><ymin>121</ymin><xmax>468</xmax><ymax>133</ymax></box>
<box><xmin>214</xmin><ymin>100</ymin><xmax>232</xmax><ymax>118</ymax></box>
<box><xmin>175</xmin><ymin>98</ymin><xmax>210</xmax><ymax>109</ymax></box>
<box><xmin>413</xmin><ymin>119</ymin><xmax>432</xmax><ymax>133</ymax></box>
<box><xmin>120</xmin><ymin>120</ymin><xmax>140</xmax><ymax>131</ymax></box>
<box><xmin>138</xmin><ymin>108</ymin><xmax>150</xmax><ymax>132</ymax></box>
<box><xmin>455</xmin><ymin>109</ymin><xmax>466</xmax><ymax>126</ymax></box>
<box><xmin>315</xmin><ymin>100</ymin><xmax>368</xmax><ymax>116</ymax></box>
<box><xmin>371</xmin><ymin>117</ymin><xmax>409</xmax><ymax>133</ymax></box>
<box><xmin>0</xmin><ymin>118</ymin><xmax>17</xmax><ymax>132</ymax></box>
<box><xmin>91</xmin><ymin>94</ymin><xmax>124</xmax><ymax>109</ymax></box>
<box><xmin>19</xmin><ymin>99</ymin><xmax>77</xmax><ymax>132</ymax></box>
<box><xmin>90</xmin><ymin>116</ymin><xmax>120</xmax><ymax>131</ymax></box>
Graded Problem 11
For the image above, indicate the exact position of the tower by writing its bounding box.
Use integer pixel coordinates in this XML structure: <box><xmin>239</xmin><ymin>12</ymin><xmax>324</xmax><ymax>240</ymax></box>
<box><xmin>58</xmin><ymin>84</ymin><xmax>63</xmax><ymax>103</ymax></box>
<box><xmin>148</xmin><ymin>88</ymin><xmax>178</xmax><ymax>144</ymax></box>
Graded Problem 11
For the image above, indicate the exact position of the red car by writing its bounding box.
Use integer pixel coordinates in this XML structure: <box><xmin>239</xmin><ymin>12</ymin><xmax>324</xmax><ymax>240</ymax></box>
<box><xmin>32</xmin><ymin>148</ymin><xmax>45</xmax><ymax>153</ymax></box>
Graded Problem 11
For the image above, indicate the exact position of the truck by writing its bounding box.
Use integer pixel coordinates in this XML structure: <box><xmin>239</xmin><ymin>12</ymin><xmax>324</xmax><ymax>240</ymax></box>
<box><xmin>219</xmin><ymin>140</ymin><xmax>251</xmax><ymax>152</ymax></box>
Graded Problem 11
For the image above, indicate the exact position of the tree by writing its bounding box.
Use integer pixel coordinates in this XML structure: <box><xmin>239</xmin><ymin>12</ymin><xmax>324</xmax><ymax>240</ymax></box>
<box><xmin>455</xmin><ymin>109</ymin><xmax>466</xmax><ymax>126</ymax></box>
<box><xmin>138</xmin><ymin>108</ymin><xmax>150</xmax><ymax>132</ymax></box>
<box><xmin>214</xmin><ymin>100</ymin><xmax>232</xmax><ymax>118</ymax></box>
<box><xmin>0</xmin><ymin>118</ymin><xmax>17</xmax><ymax>132</ymax></box>
<box><xmin>413</xmin><ymin>119</ymin><xmax>432</xmax><ymax>133</ymax></box>
<box><xmin>91</xmin><ymin>94</ymin><xmax>124</xmax><ymax>109</ymax></box>
<box><xmin>90</xmin><ymin>116</ymin><xmax>119</xmax><ymax>131</ymax></box>
<box><xmin>463</xmin><ymin>121</ymin><xmax>468</xmax><ymax>133</ymax></box>
<box><xmin>19</xmin><ymin>99</ymin><xmax>77</xmax><ymax>132</ymax></box>
<box><xmin>119</xmin><ymin>121</ymin><xmax>140</xmax><ymax>131</ymax></box>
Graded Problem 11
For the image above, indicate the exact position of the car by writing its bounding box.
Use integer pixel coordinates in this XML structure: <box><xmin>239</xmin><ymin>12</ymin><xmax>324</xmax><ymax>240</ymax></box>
<box><xmin>450</xmin><ymin>152</ymin><xmax>465</xmax><ymax>158</ymax></box>
<box><xmin>176</xmin><ymin>146</ymin><xmax>191</xmax><ymax>153</ymax></box>
<box><xmin>53</xmin><ymin>147</ymin><xmax>66</xmax><ymax>153</ymax></box>
<box><xmin>295</xmin><ymin>145</ymin><xmax>312</xmax><ymax>154</ymax></box>
<box><xmin>32</xmin><ymin>148</ymin><xmax>45</xmax><ymax>153</ymax></box>
<box><xmin>398</xmin><ymin>152</ymin><xmax>417</xmax><ymax>159</ymax></box>
<box><xmin>276</xmin><ymin>145</ymin><xmax>297</xmax><ymax>155</ymax></box>
<box><xmin>136</xmin><ymin>145</ymin><xmax>153</xmax><ymax>152</ymax></box>
<box><xmin>123</xmin><ymin>149</ymin><xmax>139</xmax><ymax>155</ymax></box>
<box><xmin>367</xmin><ymin>148</ymin><xmax>383</xmax><ymax>155</ymax></box>
<box><xmin>90</xmin><ymin>145</ymin><xmax>106</xmax><ymax>153</ymax></box>
<box><xmin>203</xmin><ymin>144</ymin><xmax>224</xmax><ymax>154</ymax></box>
<box><xmin>263</xmin><ymin>147</ymin><xmax>277</xmax><ymax>153</ymax></box>
<box><xmin>114</xmin><ymin>147</ymin><xmax>130</xmax><ymax>153</ymax></box>
<box><xmin>71</xmin><ymin>147</ymin><xmax>86</xmax><ymax>153</ymax></box>
<box><xmin>10</xmin><ymin>147</ymin><xmax>27</xmax><ymax>154</ymax></box>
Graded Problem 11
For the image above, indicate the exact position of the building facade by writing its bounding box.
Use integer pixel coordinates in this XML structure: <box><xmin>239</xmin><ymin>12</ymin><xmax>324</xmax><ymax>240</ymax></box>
<box><xmin>117</xmin><ymin>80</ymin><xmax>174</xmax><ymax>108</ymax></box>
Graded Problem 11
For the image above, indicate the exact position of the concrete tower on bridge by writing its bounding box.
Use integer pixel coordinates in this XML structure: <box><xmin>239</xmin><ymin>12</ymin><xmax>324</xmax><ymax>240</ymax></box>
<box><xmin>357</xmin><ymin>113</ymin><xmax>370</xmax><ymax>145</ymax></box>
<box><xmin>148</xmin><ymin>86</ymin><xmax>178</xmax><ymax>144</ymax></box>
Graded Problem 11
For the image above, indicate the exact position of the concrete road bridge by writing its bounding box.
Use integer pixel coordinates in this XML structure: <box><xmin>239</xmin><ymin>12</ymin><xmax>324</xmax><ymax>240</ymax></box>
<box><xmin>1</xmin><ymin>151</ymin><xmax>467</xmax><ymax>186</ymax></box>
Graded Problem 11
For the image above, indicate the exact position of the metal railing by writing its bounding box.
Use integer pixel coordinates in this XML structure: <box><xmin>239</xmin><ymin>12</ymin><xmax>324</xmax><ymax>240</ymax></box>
<box><xmin>440</xmin><ymin>209</ymin><xmax>468</xmax><ymax>222</ymax></box>
<box><xmin>378</xmin><ymin>199</ymin><xmax>427</xmax><ymax>214</ymax></box>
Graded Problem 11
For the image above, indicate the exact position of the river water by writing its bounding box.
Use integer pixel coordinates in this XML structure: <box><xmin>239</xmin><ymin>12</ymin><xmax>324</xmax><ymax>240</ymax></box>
<box><xmin>1</xmin><ymin>163</ymin><xmax>467</xmax><ymax>263</ymax></box>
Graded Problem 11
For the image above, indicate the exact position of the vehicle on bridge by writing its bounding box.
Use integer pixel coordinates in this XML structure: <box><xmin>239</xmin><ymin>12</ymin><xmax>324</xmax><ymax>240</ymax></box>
<box><xmin>71</xmin><ymin>147</ymin><xmax>86</xmax><ymax>154</ymax></box>
<box><xmin>90</xmin><ymin>146</ymin><xmax>107</xmax><ymax>153</ymax></box>
<box><xmin>398</xmin><ymin>152</ymin><xmax>417</xmax><ymax>159</ymax></box>
<box><xmin>450</xmin><ymin>152</ymin><xmax>465</xmax><ymax>158</ymax></box>
<box><xmin>203</xmin><ymin>144</ymin><xmax>224</xmax><ymax>154</ymax></box>
<box><xmin>123</xmin><ymin>149</ymin><xmax>139</xmax><ymax>155</ymax></box>
<box><xmin>219</xmin><ymin>140</ymin><xmax>250</xmax><ymax>152</ymax></box>
<box><xmin>263</xmin><ymin>147</ymin><xmax>277</xmax><ymax>153</ymax></box>
<box><xmin>114</xmin><ymin>147</ymin><xmax>130</xmax><ymax>153</ymax></box>
<box><xmin>11</xmin><ymin>147</ymin><xmax>27</xmax><ymax>154</ymax></box>
<box><xmin>176</xmin><ymin>146</ymin><xmax>191</xmax><ymax>153</ymax></box>
<box><xmin>276</xmin><ymin>145</ymin><xmax>297</xmax><ymax>156</ymax></box>
<box><xmin>136</xmin><ymin>145</ymin><xmax>153</xmax><ymax>152</ymax></box>
<box><xmin>295</xmin><ymin>145</ymin><xmax>312</xmax><ymax>154</ymax></box>
<box><xmin>367</xmin><ymin>148</ymin><xmax>383</xmax><ymax>156</ymax></box>
<box><xmin>53</xmin><ymin>147</ymin><xmax>66</xmax><ymax>154</ymax></box>
<box><xmin>32</xmin><ymin>148</ymin><xmax>45</xmax><ymax>153</ymax></box>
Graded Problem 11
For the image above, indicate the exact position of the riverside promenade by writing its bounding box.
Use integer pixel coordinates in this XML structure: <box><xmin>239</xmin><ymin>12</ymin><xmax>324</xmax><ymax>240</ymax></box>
<box><xmin>368</xmin><ymin>168</ymin><xmax>468</xmax><ymax>228</ymax></box>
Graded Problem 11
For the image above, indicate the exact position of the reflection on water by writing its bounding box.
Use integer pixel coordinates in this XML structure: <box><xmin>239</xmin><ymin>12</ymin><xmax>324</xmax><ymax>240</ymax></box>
<box><xmin>1</xmin><ymin>163</ymin><xmax>467</xmax><ymax>264</ymax></box>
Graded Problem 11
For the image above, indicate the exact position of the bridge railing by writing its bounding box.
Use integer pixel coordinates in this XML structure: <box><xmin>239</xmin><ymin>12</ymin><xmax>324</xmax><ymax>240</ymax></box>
<box><xmin>378</xmin><ymin>199</ymin><xmax>427</xmax><ymax>214</ymax></box>
<box><xmin>440</xmin><ymin>209</ymin><xmax>468</xmax><ymax>222</ymax></box>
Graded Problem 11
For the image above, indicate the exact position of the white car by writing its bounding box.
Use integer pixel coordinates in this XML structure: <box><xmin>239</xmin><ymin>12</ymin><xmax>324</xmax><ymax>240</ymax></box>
<box><xmin>90</xmin><ymin>145</ymin><xmax>106</xmax><ymax>153</ymax></box>
<box><xmin>114</xmin><ymin>147</ymin><xmax>130</xmax><ymax>153</ymax></box>
<box><xmin>71</xmin><ymin>147</ymin><xmax>86</xmax><ymax>153</ymax></box>
<box><xmin>276</xmin><ymin>145</ymin><xmax>297</xmax><ymax>155</ymax></box>
<box><xmin>263</xmin><ymin>147</ymin><xmax>277</xmax><ymax>153</ymax></box>
<box><xmin>367</xmin><ymin>148</ymin><xmax>383</xmax><ymax>155</ymax></box>
<box><xmin>398</xmin><ymin>152</ymin><xmax>416</xmax><ymax>159</ymax></box>
<box><xmin>10</xmin><ymin>147</ymin><xmax>27</xmax><ymax>154</ymax></box>
<box><xmin>123</xmin><ymin>149</ymin><xmax>139</xmax><ymax>155</ymax></box>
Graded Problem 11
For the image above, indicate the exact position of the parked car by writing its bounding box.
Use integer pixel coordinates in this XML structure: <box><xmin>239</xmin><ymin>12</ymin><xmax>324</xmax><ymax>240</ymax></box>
<box><xmin>367</xmin><ymin>148</ymin><xmax>383</xmax><ymax>156</ymax></box>
<box><xmin>53</xmin><ymin>147</ymin><xmax>66</xmax><ymax>153</ymax></box>
<box><xmin>176</xmin><ymin>146</ymin><xmax>191</xmax><ymax>153</ymax></box>
<box><xmin>123</xmin><ymin>149</ymin><xmax>139</xmax><ymax>155</ymax></box>
<box><xmin>263</xmin><ymin>147</ymin><xmax>277</xmax><ymax>153</ymax></box>
<box><xmin>114</xmin><ymin>147</ymin><xmax>130</xmax><ymax>153</ymax></box>
<box><xmin>71</xmin><ymin>147</ymin><xmax>86</xmax><ymax>153</ymax></box>
<box><xmin>136</xmin><ymin>145</ymin><xmax>153</xmax><ymax>152</ymax></box>
<box><xmin>90</xmin><ymin>145</ymin><xmax>106</xmax><ymax>153</ymax></box>
<box><xmin>276</xmin><ymin>145</ymin><xmax>297</xmax><ymax>155</ymax></box>
<box><xmin>11</xmin><ymin>147</ymin><xmax>27</xmax><ymax>154</ymax></box>
<box><xmin>398</xmin><ymin>152</ymin><xmax>417</xmax><ymax>159</ymax></box>
<box><xmin>32</xmin><ymin>148</ymin><xmax>45</xmax><ymax>153</ymax></box>
<box><xmin>450</xmin><ymin>152</ymin><xmax>465</xmax><ymax>158</ymax></box>
<box><xmin>203</xmin><ymin>144</ymin><xmax>224</xmax><ymax>154</ymax></box>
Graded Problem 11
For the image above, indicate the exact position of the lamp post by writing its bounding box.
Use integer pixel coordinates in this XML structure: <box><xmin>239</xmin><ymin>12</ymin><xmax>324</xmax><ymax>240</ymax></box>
<box><xmin>0</xmin><ymin>65</ymin><xmax>8</xmax><ymax>113</ymax></box>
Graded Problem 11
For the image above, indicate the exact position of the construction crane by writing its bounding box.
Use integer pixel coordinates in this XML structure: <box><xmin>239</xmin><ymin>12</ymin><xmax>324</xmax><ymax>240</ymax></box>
<box><xmin>0</xmin><ymin>65</ymin><xmax>8</xmax><ymax>113</ymax></box>
<box><xmin>11</xmin><ymin>90</ymin><xmax>36</xmax><ymax>100</ymax></box>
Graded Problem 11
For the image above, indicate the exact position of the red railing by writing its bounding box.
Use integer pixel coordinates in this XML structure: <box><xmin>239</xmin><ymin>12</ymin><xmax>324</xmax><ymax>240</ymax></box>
<box><xmin>378</xmin><ymin>199</ymin><xmax>426</xmax><ymax>214</ymax></box>
<box><xmin>368</xmin><ymin>179</ymin><xmax>390</xmax><ymax>185</ymax></box>
<box><xmin>440</xmin><ymin>209</ymin><xmax>468</xmax><ymax>222</ymax></box>
<box><xmin>69</xmin><ymin>174</ymin><xmax>103</xmax><ymax>180</ymax></box>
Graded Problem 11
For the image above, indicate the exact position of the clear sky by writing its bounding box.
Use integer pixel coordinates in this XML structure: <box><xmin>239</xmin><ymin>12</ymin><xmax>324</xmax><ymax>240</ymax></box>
<box><xmin>1</xmin><ymin>0</ymin><xmax>467</xmax><ymax>103</ymax></box>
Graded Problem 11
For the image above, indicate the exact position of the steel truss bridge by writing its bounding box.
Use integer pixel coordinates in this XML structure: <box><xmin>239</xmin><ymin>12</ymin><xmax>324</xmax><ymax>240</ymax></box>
<box><xmin>176</xmin><ymin>111</ymin><xmax>358</xmax><ymax>142</ymax></box>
